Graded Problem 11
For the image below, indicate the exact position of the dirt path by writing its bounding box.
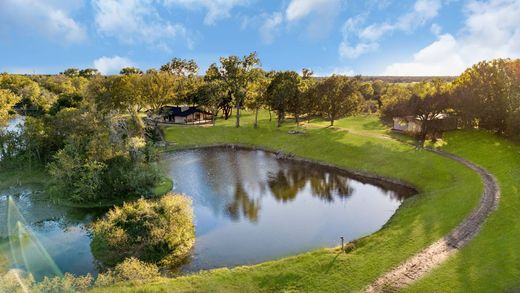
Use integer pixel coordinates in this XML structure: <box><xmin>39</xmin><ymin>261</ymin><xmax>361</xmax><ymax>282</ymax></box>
<box><xmin>365</xmin><ymin>149</ymin><xmax>500</xmax><ymax>292</ymax></box>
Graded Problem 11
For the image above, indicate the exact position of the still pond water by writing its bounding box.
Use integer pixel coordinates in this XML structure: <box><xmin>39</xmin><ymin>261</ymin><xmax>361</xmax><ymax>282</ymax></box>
<box><xmin>0</xmin><ymin>147</ymin><xmax>412</xmax><ymax>279</ymax></box>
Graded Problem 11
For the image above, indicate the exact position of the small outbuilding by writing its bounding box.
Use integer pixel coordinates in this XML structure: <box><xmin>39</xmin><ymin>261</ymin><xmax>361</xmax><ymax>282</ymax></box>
<box><xmin>160</xmin><ymin>106</ymin><xmax>213</xmax><ymax>124</ymax></box>
<box><xmin>392</xmin><ymin>114</ymin><xmax>457</xmax><ymax>135</ymax></box>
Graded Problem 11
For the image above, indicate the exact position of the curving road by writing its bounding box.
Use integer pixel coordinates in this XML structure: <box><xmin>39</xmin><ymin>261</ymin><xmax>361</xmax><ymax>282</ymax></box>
<box><xmin>365</xmin><ymin>149</ymin><xmax>500</xmax><ymax>292</ymax></box>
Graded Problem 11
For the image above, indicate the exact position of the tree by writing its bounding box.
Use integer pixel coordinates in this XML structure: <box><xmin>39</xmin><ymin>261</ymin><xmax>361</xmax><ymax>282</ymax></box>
<box><xmin>211</xmin><ymin>52</ymin><xmax>261</xmax><ymax>128</ymax></box>
<box><xmin>0</xmin><ymin>74</ymin><xmax>50</xmax><ymax>114</ymax></box>
<box><xmin>317</xmin><ymin>75</ymin><xmax>362</xmax><ymax>126</ymax></box>
<box><xmin>396</xmin><ymin>92</ymin><xmax>452</xmax><ymax>146</ymax></box>
<box><xmin>160</xmin><ymin>58</ymin><xmax>198</xmax><ymax>77</ymax></box>
<box><xmin>300</xmin><ymin>77</ymin><xmax>318</xmax><ymax>123</ymax></box>
<box><xmin>380</xmin><ymin>83</ymin><xmax>413</xmax><ymax>122</ymax></box>
<box><xmin>62</xmin><ymin>68</ymin><xmax>80</xmax><ymax>77</ymax></box>
<box><xmin>84</xmin><ymin>75</ymin><xmax>142</xmax><ymax>114</ymax></box>
<box><xmin>204</xmin><ymin>64</ymin><xmax>232</xmax><ymax>120</ymax></box>
<box><xmin>266</xmin><ymin>71</ymin><xmax>301</xmax><ymax>127</ymax></box>
<box><xmin>198</xmin><ymin>80</ymin><xmax>227</xmax><ymax>126</ymax></box>
<box><xmin>0</xmin><ymin>89</ymin><xmax>20</xmax><ymax>126</ymax></box>
<box><xmin>453</xmin><ymin>59</ymin><xmax>518</xmax><ymax>134</ymax></box>
<box><xmin>120</xmin><ymin>67</ymin><xmax>143</xmax><ymax>75</ymax></box>
<box><xmin>302</xmin><ymin>68</ymin><xmax>314</xmax><ymax>79</ymax></box>
<box><xmin>139</xmin><ymin>71</ymin><xmax>176</xmax><ymax>112</ymax></box>
<box><xmin>79</xmin><ymin>68</ymin><xmax>100</xmax><ymax>78</ymax></box>
<box><xmin>245</xmin><ymin>69</ymin><xmax>270</xmax><ymax>128</ymax></box>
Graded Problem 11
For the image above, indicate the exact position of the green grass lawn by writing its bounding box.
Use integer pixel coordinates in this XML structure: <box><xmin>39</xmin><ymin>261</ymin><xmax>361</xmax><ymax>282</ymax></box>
<box><xmin>91</xmin><ymin>111</ymin><xmax>502</xmax><ymax>292</ymax></box>
<box><xmin>405</xmin><ymin>130</ymin><xmax>520</xmax><ymax>292</ymax></box>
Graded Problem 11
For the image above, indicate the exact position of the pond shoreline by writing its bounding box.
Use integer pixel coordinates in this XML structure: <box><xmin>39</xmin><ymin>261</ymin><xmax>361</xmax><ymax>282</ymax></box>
<box><xmin>165</xmin><ymin>143</ymin><xmax>418</xmax><ymax>197</ymax></box>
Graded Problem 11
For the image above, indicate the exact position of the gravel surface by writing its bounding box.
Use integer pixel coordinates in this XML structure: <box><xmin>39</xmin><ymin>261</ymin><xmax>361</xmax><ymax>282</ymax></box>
<box><xmin>365</xmin><ymin>149</ymin><xmax>500</xmax><ymax>292</ymax></box>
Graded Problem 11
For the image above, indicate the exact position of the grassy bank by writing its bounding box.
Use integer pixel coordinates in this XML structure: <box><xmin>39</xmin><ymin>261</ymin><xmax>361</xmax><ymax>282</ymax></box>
<box><xmin>405</xmin><ymin>130</ymin><xmax>520</xmax><ymax>292</ymax></box>
<box><xmin>91</xmin><ymin>112</ymin><xmax>486</xmax><ymax>292</ymax></box>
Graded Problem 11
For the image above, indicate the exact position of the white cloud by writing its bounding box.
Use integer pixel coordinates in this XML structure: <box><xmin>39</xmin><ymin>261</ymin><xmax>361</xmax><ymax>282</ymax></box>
<box><xmin>383</xmin><ymin>0</ymin><xmax>520</xmax><ymax>76</ymax></box>
<box><xmin>163</xmin><ymin>0</ymin><xmax>249</xmax><ymax>25</ymax></box>
<box><xmin>94</xmin><ymin>56</ymin><xmax>135</xmax><ymax>75</ymax></box>
<box><xmin>339</xmin><ymin>41</ymin><xmax>379</xmax><ymax>59</ymax></box>
<box><xmin>0</xmin><ymin>0</ymin><xmax>86</xmax><ymax>43</ymax></box>
<box><xmin>430</xmin><ymin>23</ymin><xmax>442</xmax><ymax>35</ymax></box>
<box><xmin>285</xmin><ymin>0</ymin><xmax>342</xmax><ymax>38</ymax></box>
<box><xmin>93</xmin><ymin>0</ymin><xmax>190</xmax><ymax>50</ymax></box>
<box><xmin>339</xmin><ymin>0</ymin><xmax>443</xmax><ymax>59</ymax></box>
<box><xmin>259</xmin><ymin>12</ymin><xmax>284</xmax><ymax>44</ymax></box>
<box><xmin>286</xmin><ymin>0</ymin><xmax>340</xmax><ymax>21</ymax></box>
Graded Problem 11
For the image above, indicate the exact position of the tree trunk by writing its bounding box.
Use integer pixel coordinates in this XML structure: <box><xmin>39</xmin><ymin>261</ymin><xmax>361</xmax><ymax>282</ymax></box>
<box><xmin>236</xmin><ymin>104</ymin><xmax>240</xmax><ymax>128</ymax></box>
<box><xmin>254</xmin><ymin>107</ymin><xmax>259</xmax><ymax>128</ymax></box>
<box><xmin>295</xmin><ymin>114</ymin><xmax>300</xmax><ymax>127</ymax></box>
<box><xmin>268</xmin><ymin>107</ymin><xmax>272</xmax><ymax>122</ymax></box>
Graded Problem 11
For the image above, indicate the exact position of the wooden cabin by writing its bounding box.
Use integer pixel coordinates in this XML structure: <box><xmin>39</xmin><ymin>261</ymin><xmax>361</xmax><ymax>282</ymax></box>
<box><xmin>160</xmin><ymin>106</ymin><xmax>213</xmax><ymax>124</ymax></box>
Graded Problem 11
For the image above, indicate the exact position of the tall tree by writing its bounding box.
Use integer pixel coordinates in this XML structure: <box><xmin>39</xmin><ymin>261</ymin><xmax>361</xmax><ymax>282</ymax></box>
<box><xmin>453</xmin><ymin>59</ymin><xmax>517</xmax><ymax>133</ymax></box>
<box><xmin>266</xmin><ymin>71</ymin><xmax>300</xmax><ymax>127</ymax></box>
<box><xmin>211</xmin><ymin>52</ymin><xmax>261</xmax><ymax>128</ymax></box>
<box><xmin>198</xmin><ymin>80</ymin><xmax>226</xmax><ymax>126</ymax></box>
<box><xmin>317</xmin><ymin>75</ymin><xmax>362</xmax><ymax>126</ymax></box>
<box><xmin>139</xmin><ymin>71</ymin><xmax>176</xmax><ymax>112</ymax></box>
<box><xmin>245</xmin><ymin>69</ymin><xmax>270</xmax><ymax>128</ymax></box>
<box><xmin>160</xmin><ymin>58</ymin><xmax>199</xmax><ymax>77</ymax></box>
<box><xmin>394</xmin><ymin>92</ymin><xmax>452</xmax><ymax>146</ymax></box>
<box><xmin>79</xmin><ymin>68</ymin><xmax>100</xmax><ymax>78</ymax></box>
<box><xmin>120</xmin><ymin>67</ymin><xmax>143</xmax><ymax>75</ymax></box>
<box><xmin>62</xmin><ymin>68</ymin><xmax>80</xmax><ymax>77</ymax></box>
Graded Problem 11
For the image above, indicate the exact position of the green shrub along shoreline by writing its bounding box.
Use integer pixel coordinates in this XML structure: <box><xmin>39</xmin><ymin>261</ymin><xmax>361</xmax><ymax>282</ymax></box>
<box><xmin>91</xmin><ymin>194</ymin><xmax>195</xmax><ymax>268</ymax></box>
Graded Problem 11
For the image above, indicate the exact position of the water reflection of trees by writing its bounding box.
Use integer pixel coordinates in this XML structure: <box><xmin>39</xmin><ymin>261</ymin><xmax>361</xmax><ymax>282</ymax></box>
<box><xmin>170</xmin><ymin>149</ymin><xmax>409</xmax><ymax>224</ymax></box>
<box><xmin>268</xmin><ymin>165</ymin><xmax>354</xmax><ymax>203</ymax></box>
<box><xmin>226</xmin><ymin>182</ymin><xmax>260</xmax><ymax>223</ymax></box>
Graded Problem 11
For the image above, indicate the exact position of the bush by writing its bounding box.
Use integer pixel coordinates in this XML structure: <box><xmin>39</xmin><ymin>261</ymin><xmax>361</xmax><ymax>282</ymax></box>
<box><xmin>34</xmin><ymin>273</ymin><xmax>93</xmax><ymax>293</ymax></box>
<box><xmin>0</xmin><ymin>269</ymin><xmax>35</xmax><ymax>293</ymax></box>
<box><xmin>95</xmin><ymin>258</ymin><xmax>160</xmax><ymax>287</ymax></box>
<box><xmin>91</xmin><ymin>193</ymin><xmax>195</xmax><ymax>267</ymax></box>
<box><xmin>343</xmin><ymin>242</ymin><xmax>356</xmax><ymax>253</ymax></box>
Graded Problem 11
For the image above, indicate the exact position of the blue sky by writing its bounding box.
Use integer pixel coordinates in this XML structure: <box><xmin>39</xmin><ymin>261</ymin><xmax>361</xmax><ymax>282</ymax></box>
<box><xmin>0</xmin><ymin>0</ymin><xmax>519</xmax><ymax>76</ymax></box>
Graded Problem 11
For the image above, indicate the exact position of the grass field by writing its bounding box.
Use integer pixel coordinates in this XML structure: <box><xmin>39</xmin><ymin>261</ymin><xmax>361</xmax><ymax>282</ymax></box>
<box><xmin>405</xmin><ymin>131</ymin><xmax>520</xmax><ymax>292</ymax></box>
<box><xmin>91</xmin><ymin>111</ymin><xmax>511</xmax><ymax>292</ymax></box>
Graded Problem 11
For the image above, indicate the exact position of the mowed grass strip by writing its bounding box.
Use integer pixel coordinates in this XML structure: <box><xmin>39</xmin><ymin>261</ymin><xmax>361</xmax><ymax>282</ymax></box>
<box><xmin>91</xmin><ymin>112</ymin><xmax>482</xmax><ymax>292</ymax></box>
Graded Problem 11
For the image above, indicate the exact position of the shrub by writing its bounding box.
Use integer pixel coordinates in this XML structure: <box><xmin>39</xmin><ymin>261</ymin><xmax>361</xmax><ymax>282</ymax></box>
<box><xmin>91</xmin><ymin>193</ymin><xmax>195</xmax><ymax>267</ymax></box>
<box><xmin>0</xmin><ymin>269</ymin><xmax>35</xmax><ymax>293</ymax></box>
<box><xmin>95</xmin><ymin>257</ymin><xmax>161</xmax><ymax>287</ymax></box>
<box><xmin>34</xmin><ymin>273</ymin><xmax>93</xmax><ymax>293</ymax></box>
<box><xmin>343</xmin><ymin>242</ymin><xmax>356</xmax><ymax>253</ymax></box>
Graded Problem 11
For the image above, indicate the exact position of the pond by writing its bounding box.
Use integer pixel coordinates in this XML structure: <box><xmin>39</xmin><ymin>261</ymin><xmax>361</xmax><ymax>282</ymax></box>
<box><xmin>0</xmin><ymin>188</ymin><xmax>104</xmax><ymax>280</ymax></box>
<box><xmin>162</xmin><ymin>147</ymin><xmax>414</xmax><ymax>272</ymax></box>
<box><xmin>0</xmin><ymin>147</ymin><xmax>414</xmax><ymax>280</ymax></box>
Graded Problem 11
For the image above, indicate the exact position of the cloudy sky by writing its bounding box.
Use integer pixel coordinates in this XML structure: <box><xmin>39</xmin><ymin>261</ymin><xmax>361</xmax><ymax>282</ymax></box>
<box><xmin>0</xmin><ymin>0</ymin><xmax>519</xmax><ymax>76</ymax></box>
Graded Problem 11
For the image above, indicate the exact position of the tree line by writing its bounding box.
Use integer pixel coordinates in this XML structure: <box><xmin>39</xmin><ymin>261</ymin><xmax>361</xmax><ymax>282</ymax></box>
<box><xmin>380</xmin><ymin>59</ymin><xmax>520</xmax><ymax>143</ymax></box>
<box><xmin>1</xmin><ymin>56</ymin><xmax>520</xmax><ymax>188</ymax></box>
